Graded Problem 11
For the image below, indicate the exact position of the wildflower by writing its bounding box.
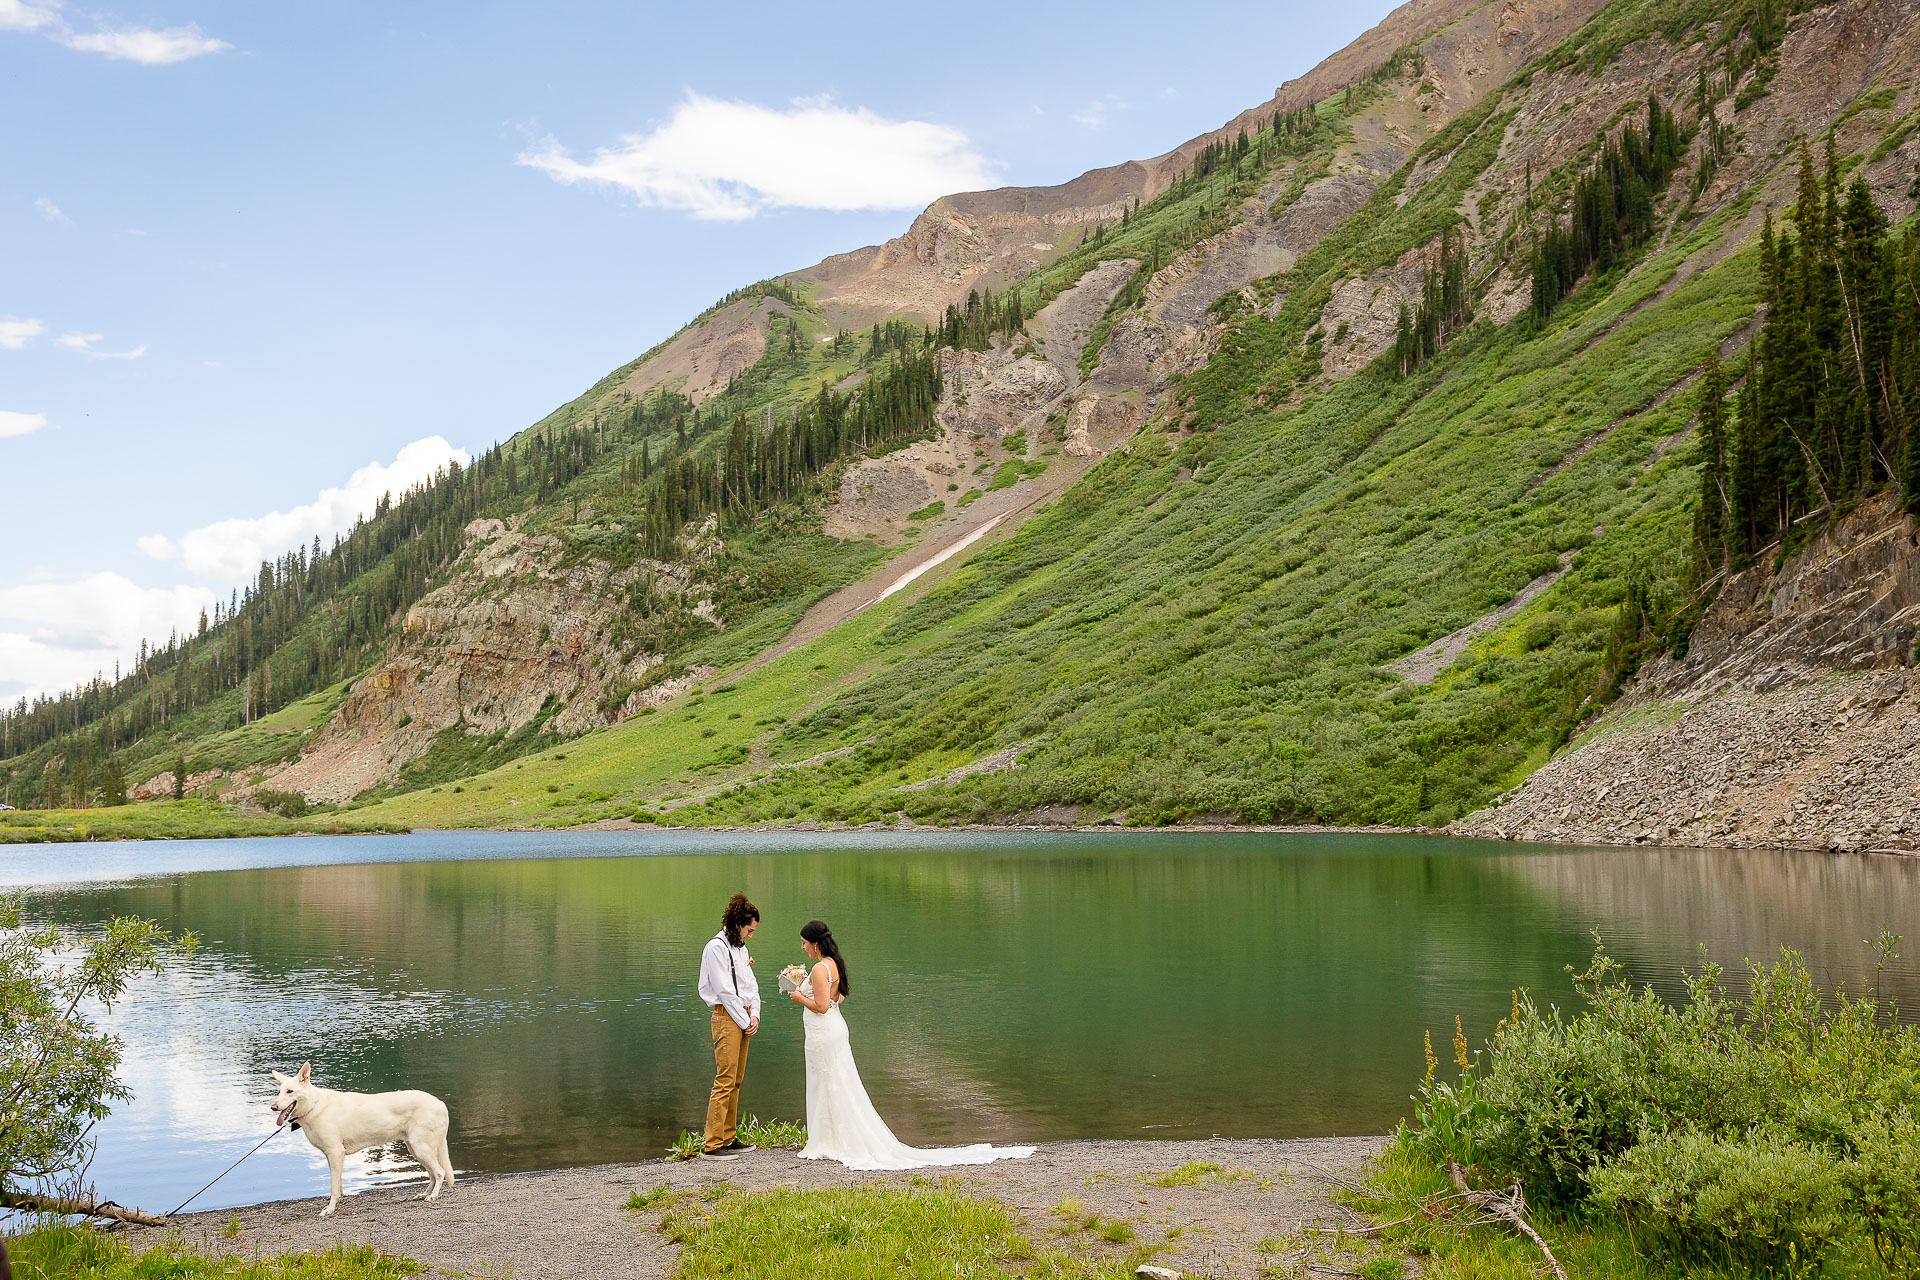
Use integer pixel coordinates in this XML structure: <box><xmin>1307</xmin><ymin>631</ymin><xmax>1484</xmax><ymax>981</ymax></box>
<box><xmin>1423</xmin><ymin>1029</ymin><xmax>1438</xmax><ymax>1082</ymax></box>
<box><xmin>1454</xmin><ymin>1015</ymin><xmax>1470</xmax><ymax>1071</ymax></box>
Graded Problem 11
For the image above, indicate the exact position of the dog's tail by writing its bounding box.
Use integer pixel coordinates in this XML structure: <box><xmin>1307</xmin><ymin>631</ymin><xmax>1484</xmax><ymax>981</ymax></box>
<box><xmin>440</xmin><ymin>1134</ymin><xmax>455</xmax><ymax>1189</ymax></box>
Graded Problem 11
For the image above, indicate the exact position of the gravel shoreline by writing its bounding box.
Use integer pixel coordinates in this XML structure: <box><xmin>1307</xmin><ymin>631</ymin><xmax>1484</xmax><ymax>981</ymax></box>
<box><xmin>133</xmin><ymin>1136</ymin><xmax>1389</xmax><ymax>1279</ymax></box>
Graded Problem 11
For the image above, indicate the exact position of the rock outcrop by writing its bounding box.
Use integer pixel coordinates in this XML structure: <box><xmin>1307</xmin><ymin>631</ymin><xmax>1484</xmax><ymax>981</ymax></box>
<box><xmin>1457</xmin><ymin>496</ymin><xmax>1920</xmax><ymax>852</ymax></box>
<box><xmin>265</xmin><ymin>519</ymin><xmax>704</xmax><ymax>803</ymax></box>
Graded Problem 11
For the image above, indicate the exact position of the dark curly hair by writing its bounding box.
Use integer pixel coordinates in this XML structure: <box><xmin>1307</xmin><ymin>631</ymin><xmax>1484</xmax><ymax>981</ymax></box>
<box><xmin>721</xmin><ymin>893</ymin><xmax>760</xmax><ymax>946</ymax></box>
<box><xmin>800</xmin><ymin>919</ymin><xmax>850</xmax><ymax>997</ymax></box>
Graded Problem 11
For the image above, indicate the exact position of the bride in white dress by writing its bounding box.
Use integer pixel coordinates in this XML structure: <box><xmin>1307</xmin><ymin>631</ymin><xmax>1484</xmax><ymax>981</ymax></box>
<box><xmin>785</xmin><ymin>919</ymin><xmax>1034</xmax><ymax>1171</ymax></box>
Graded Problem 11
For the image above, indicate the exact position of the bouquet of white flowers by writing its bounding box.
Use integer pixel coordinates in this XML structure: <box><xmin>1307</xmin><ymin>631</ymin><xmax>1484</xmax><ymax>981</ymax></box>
<box><xmin>778</xmin><ymin>964</ymin><xmax>808</xmax><ymax>994</ymax></box>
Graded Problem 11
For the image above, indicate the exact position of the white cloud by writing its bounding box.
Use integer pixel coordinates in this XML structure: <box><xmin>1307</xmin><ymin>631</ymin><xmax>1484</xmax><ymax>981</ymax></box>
<box><xmin>0</xmin><ymin>0</ymin><xmax>58</xmax><ymax>32</ymax></box>
<box><xmin>0</xmin><ymin>318</ymin><xmax>45</xmax><ymax>349</ymax></box>
<box><xmin>141</xmin><ymin>436</ymin><xmax>472</xmax><ymax>582</ymax></box>
<box><xmin>56</xmin><ymin>22</ymin><xmax>229</xmax><ymax>63</ymax></box>
<box><xmin>0</xmin><ymin>410</ymin><xmax>48</xmax><ymax>438</ymax></box>
<box><xmin>0</xmin><ymin>574</ymin><xmax>217</xmax><ymax>701</ymax></box>
<box><xmin>35</xmin><ymin>197</ymin><xmax>66</xmax><ymax>223</ymax></box>
<box><xmin>3</xmin><ymin>2</ymin><xmax>229</xmax><ymax>64</ymax></box>
<box><xmin>58</xmin><ymin>331</ymin><xmax>145</xmax><ymax>359</ymax></box>
<box><xmin>519</xmin><ymin>91</ymin><xmax>996</xmax><ymax>221</ymax></box>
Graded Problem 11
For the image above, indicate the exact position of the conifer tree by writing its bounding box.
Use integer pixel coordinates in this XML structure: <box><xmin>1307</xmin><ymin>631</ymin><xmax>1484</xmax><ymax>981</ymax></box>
<box><xmin>1697</xmin><ymin>140</ymin><xmax>1920</xmax><ymax>567</ymax></box>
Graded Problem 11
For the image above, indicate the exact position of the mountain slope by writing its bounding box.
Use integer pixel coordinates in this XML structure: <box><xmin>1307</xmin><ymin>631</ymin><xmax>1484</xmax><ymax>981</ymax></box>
<box><xmin>10</xmin><ymin>0</ymin><xmax>1920</xmax><ymax>846</ymax></box>
<box><xmin>353</xmin><ymin>0</ymin><xmax>1920</xmax><ymax>834</ymax></box>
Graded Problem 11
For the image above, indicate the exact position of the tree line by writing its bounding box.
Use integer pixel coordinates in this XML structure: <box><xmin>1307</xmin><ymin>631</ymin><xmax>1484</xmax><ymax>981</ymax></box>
<box><xmin>630</xmin><ymin>350</ymin><xmax>944</xmax><ymax>557</ymax></box>
<box><xmin>3</xmin><ymin>271</ymin><xmax>990</xmax><ymax>797</ymax></box>
<box><xmin>1695</xmin><ymin>141</ymin><xmax>1920</xmax><ymax>566</ymax></box>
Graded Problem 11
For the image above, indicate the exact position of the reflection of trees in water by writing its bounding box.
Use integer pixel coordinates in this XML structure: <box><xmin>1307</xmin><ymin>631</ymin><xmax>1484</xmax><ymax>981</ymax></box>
<box><xmin>1495</xmin><ymin>846</ymin><xmax>1920</xmax><ymax>1007</ymax></box>
<box><xmin>38</xmin><ymin>838</ymin><xmax>1914</xmax><ymax>1175</ymax></box>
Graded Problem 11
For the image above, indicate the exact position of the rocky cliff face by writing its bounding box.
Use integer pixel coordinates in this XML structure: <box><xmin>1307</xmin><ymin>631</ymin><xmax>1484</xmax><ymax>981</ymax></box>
<box><xmin>1457</xmin><ymin>495</ymin><xmax>1920</xmax><ymax>853</ymax></box>
<box><xmin>266</xmin><ymin>519</ymin><xmax>706</xmax><ymax>802</ymax></box>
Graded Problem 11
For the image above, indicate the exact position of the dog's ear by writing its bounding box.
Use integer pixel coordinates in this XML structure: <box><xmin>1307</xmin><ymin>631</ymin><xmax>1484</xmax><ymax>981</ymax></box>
<box><xmin>297</xmin><ymin>1062</ymin><xmax>311</xmax><ymax>1084</ymax></box>
<box><xmin>271</xmin><ymin>1070</ymin><xmax>286</xmax><ymax>1085</ymax></box>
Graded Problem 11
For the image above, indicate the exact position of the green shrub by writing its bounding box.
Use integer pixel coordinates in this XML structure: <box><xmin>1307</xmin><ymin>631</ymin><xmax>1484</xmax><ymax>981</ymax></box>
<box><xmin>1407</xmin><ymin>939</ymin><xmax>1920</xmax><ymax>1270</ymax></box>
<box><xmin>1464</xmin><ymin>944</ymin><xmax>1843</xmax><ymax>1206</ymax></box>
<box><xmin>1844</xmin><ymin>1112</ymin><xmax>1920</xmax><ymax>1278</ymax></box>
<box><xmin>249</xmin><ymin>788</ymin><xmax>309</xmax><ymax>819</ymax></box>
<box><xmin>1591</xmin><ymin>1129</ymin><xmax>1851</xmax><ymax>1271</ymax></box>
<box><xmin>986</xmin><ymin>458</ymin><xmax>1047</xmax><ymax>492</ymax></box>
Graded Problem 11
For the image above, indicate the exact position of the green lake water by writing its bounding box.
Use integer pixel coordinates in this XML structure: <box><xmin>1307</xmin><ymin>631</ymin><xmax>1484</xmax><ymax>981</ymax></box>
<box><xmin>6</xmin><ymin>829</ymin><xmax>1916</xmax><ymax>1214</ymax></box>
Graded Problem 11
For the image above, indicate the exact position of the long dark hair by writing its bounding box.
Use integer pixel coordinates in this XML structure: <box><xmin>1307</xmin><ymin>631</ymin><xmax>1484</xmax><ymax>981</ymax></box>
<box><xmin>800</xmin><ymin>920</ymin><xmax>850</xmax><ymax>996</ymax></box>
<box><xmin>721</xmin><ymin>893</ymin><xmax>760</xmax><ymax>946</ymax></box>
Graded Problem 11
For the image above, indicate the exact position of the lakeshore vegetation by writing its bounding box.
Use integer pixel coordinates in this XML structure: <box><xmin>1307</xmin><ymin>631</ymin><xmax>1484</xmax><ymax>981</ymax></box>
<box><xmin>1364</xmin><ymin>937</ymin><xmax>1920</xmax><ymax>1279</ymax></box>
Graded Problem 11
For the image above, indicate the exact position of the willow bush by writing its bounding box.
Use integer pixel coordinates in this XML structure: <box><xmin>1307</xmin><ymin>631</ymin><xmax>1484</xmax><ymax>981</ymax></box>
<box><xmin>1406</xmin><ymin>939</ymin><xmax>1920</xmax><ymax>1274</ymax></box>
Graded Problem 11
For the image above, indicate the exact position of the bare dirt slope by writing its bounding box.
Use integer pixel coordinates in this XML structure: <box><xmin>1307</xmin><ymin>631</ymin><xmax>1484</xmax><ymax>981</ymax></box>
<box><xmin>145</xmin><ymin>1137</ymin><xmax>1388</xmax><ymax>1280</ymax></box>
<box><xmin>617</xmin><ymin>296</ymin><xmax>787</xmax><ymax>405</ymax></box>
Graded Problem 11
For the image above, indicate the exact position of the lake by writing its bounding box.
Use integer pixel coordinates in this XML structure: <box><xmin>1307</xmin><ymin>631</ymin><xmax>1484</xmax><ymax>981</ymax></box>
<box><xmin>6</xmin><ymin>829</ymin><xmax>1917</xmax><ymax>1216</ymax></box>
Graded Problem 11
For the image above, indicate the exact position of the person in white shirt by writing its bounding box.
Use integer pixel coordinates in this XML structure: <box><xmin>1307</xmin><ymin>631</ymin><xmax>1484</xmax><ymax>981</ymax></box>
<box><xmin>696</xmin><ymin>893</ymin><xmax>761</xmax><ymax>1158</ymax></box>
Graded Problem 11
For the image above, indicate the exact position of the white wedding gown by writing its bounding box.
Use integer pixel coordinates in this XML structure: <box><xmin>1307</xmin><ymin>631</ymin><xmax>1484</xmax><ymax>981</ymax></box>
<box><xmin>798</xmin><ymin>975</ymin><xmax>1034</xmax><ymax>1171</ymax></box>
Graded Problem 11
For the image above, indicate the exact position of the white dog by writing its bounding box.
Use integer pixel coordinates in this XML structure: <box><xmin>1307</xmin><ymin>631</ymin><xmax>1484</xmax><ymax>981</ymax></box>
<box><xmin>269</xmin><ymin>1062</ymin><xmax>454</xmax><ymax>1217</ymax></box>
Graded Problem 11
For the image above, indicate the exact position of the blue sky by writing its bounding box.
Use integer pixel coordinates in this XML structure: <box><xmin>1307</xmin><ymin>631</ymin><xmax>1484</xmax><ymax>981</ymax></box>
<box><xmin>1</xmin><ymin>0</ymin><xmax>1397</xmax><ymax>699</ymax></box>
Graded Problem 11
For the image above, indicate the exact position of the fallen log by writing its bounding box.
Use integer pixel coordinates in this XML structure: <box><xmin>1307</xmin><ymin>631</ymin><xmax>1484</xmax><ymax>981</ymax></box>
<box><xmin>0</xmin><ymin>1192</ymin><xmax>168</xmax><ymax>1227</ymax></box>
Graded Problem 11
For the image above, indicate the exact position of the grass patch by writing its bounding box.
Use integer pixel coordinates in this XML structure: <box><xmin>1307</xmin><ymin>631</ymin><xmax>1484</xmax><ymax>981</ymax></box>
<box><xmin>669</xmin><ymin>1184</ymin><xmax>1125</xmax><ymax>1279</ymax></box>
<box><xmin>1141</xmin><ymin>1160</ymin><xmax>1223</xmax><ymax>1187</ymax></box>
<box><xmin>0</xmin><ymin>799</ymin><xmax>404</xmax><ymax>844</ymax></box>
<box><xmin>7</xmin><ymin>1221</ymin><xmax>421</xmax><ymax>1279</ymax></box>
<box><xmin>906</xmin><ymin>500</ymin><xmax>946</xmax><ymax>521</ymax></box>
<box><xmin>987</xmin><ymin>458</ymin><xmax>1048</xmax><ymax>492</ymax></box>
<box><xmin>625</xmin><ymin>1184</ymin><xmax>689</xmax><ymax>1212</ymax></box>
<box><xmin>737</xmin><ymin>1115</ymin><xmax>806</xmax><ymax>1149</ymax></box>
<box><xmin>665</xmin><ymin>1115</ymin><xmax>806</xmax><ymax>1160</ymax></box>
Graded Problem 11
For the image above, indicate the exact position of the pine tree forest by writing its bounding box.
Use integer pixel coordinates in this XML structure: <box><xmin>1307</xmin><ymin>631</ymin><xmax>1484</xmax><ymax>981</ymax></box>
<box><xmin>1695</xmin><ymin>140</ymin><xmax>1920</xmax><ymax>569</ymax></box>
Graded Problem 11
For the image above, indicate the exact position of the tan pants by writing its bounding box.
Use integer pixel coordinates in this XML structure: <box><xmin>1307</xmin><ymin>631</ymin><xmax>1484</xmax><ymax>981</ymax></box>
<box><xmin>704</xmin><ymin>1006</ymin><xmax>749</xmax><ymax>1151</ymax></box>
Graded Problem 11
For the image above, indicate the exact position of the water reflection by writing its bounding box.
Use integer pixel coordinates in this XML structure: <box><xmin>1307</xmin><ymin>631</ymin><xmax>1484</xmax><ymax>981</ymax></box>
<box><xmin>14</xmin><ymin>832</ymin><xmax>1917</xmax><ymax>1215</ymax></box>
